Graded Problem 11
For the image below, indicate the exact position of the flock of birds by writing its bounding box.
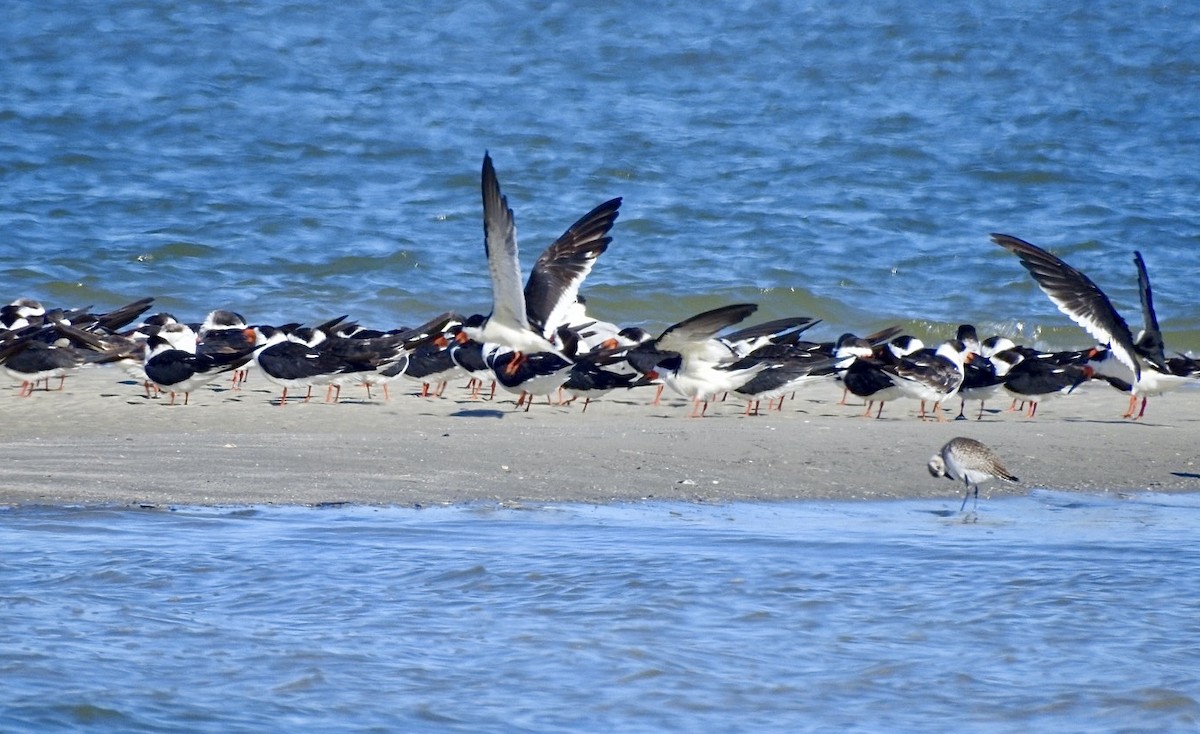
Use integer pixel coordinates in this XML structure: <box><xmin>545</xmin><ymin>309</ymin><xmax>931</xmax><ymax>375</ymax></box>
<box><xmin>4</xmin><ymin>154</ymin><xmax>1200</xmax><ymax>433</ymax></box>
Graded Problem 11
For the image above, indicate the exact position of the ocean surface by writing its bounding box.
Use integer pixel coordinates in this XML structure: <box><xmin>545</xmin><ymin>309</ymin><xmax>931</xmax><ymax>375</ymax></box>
<box><xmin>2</xmin><ymin>494</ymin><xmax>1199</xmax><ymax>733</ymax></box>
<box><xmin>5</xmin><ymin>3</ymin><xmax>1200</xmax><ymax>731</ymax></box>
<box><xmin>2</xmin><ymin>0</ymin><xmax>1199</xmax><ymax>350</ymax></box>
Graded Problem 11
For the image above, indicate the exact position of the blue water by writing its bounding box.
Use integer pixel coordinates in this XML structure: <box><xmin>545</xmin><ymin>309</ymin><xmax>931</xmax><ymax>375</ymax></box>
<box><xmin>2</xmin><ymin>494</ymin><xmax>1199</xmax><ymax>733</ymax></box>
<box><xmin>5</xmin><ymin>4</ymin><xmax>1200</xmax><ymax>730</ymax></box>
<box><xmin>2</xmin><ymin>0</ymin><xmax>1199</xmax><ymax>349</ymax></box>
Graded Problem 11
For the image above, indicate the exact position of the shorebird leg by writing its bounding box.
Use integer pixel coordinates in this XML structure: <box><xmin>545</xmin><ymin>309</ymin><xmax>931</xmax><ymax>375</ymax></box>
<box><xmin>19</xmin><ymin>381</ymin><xmax>34</xmax><ymax>397</ymax></box>
<box><xmin>956</xmin><ymin>399</ymin><xmax>967</xmax><ymax>420</ymax></box>
<box><xmin>303</xmin><ymin>386</ymin><xmax>313</xmax><ymax>403</ymax></box>
<box><xmin>918</xmin><ymin>400</ymin><xmax>928</xmax><ymax>421</ymax></box>
<box><xmin>1131</xmin><ymin>396</ymin><xmax>1149</xmax><ymax>420</ymax></box>
<box><xmin>959</xmin><ymin>480</ymin><xmax>978</xmax><ymax>513</ymax></box>
<box><xmin>650</xmin><ymin>384</ymin><xmax>664</xmax><ymax>407</ymax></box>
<box><xmin>435</xmin><ymin>380</ymin><xmax>448</xmax><ymax>397</ymax></box>
<box><xmin>861</xmin><ymin>401</ymin><xmax>874</xmax><ymax>418</ymax></box>
<box><xmin>581</xmin><ymin>397</ymin><xmax>591</xmax><ymax>413</ymax></box>
<box><xmin>876</xmin><ymin>401</ymin><xmax>885</xmax><ymax>419</ymax></box>
<box><xmin>279</xmin><ymin>388</ymin><xmax>289</xmax><ymax>407</ymax></box>
<box><xmin>1122</xmin><ymin>394</ymin><xmax>1142</xmax><ymax>419</ymax></box>
<box><xmin>168</xmin><ymin>391</ymin><xmax>178</xmax><ymax>406</ymax></box>
<box><xmin>56</xmin><ymin>376</ymin><xmax>66</xmax><ymax>391</ymax></box>
<box><xmin>838</xmin><ymin>387</ymin><xmax>849</xmax><ymax>405</ymax></box>
<box><xmin>1026</xmin><ymin>401</ymin><xmax>1039</xmax><ymax>418</ymax></box>
<box><xmin>977</xmin><ymin>401</ymin><xmax>986</xmax><ymax>421</ymax></box>
<box><xmin>688</xmin><ymin>398</ymin><xmax>709</xmax><ymax>418</ymax></box>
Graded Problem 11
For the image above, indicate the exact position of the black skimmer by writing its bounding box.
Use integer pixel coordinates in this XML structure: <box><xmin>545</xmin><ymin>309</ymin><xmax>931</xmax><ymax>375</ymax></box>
<box><xmin>992</xmin><ymin>233</ymin><xmax>1197</xmax><ymax>419</ymax></box>
<box><xmin>448</xmin><ymin>336</ymin><xmax>493</xmax><ymax>400</ymax></box>
<box><xmin>839</xmin><ymin>334</ymin><xmax>924</xmax><ymax>418</ymax></box>
<box><xmin>562</xmin><ymin>358</ymin><xmax>639</xmax><ymax>412</ymax></box>
<box><xmin>197</xmin><ymin>310</ymin><xmax>255</xmax><ymax>389</ymax></box>
<box><xmin>955</xmin><ymin>326</ymin><xmax>1014</xmax><ymax>420</ymax></box>
<box><xmin>1</xmin><ymin>298</ymin><xmax>48</xmax><ymax>331</ymax></box>
<box><xmin>928</xmin><ymin>437</ymin><xmax>1020</xmax><ymax>513</ymax></box>
<box><xmin>996</xmin><ymin>347</ymin><xmax>1094</xmax><ymax>418</ymax></box>
<box><xmin>1</xmin><ymin>327</ymin><xmax>96</xmax><ymax>395</ymax></box>
<box><xmin>733</xmin><ymin>351</ymin><xmax>839</xmax><ymax>415</ymax></box>
<box><xmin>246</xmin><ymin>325</ymin><xmax>368</xmax><ymax>406</ymax></box>
<box><xmin>464</xmin><ymin>153</ymin><xmax>621</xmax><ymax>371</ymax></box>
<box><xmin>878</xmin><ymin>339</ymin><xmax>969</xmax><ymax>421</ymax></box>
<box><xmin>330</xmin><ymin>312</ymin><xmax>456</xmax><ymax>401</ymax></box>
<box><xmin>0</xmin><ymin>321</ymin><xmax>131</xmax><ymax>395</ymax></box>
<box><xmin>627</xmin><ymin>303</ymin><xmax>764</xmax><ymax>418</ymax></box>
<box><xmin>483</xmin><ymin>343</ymin><xmax>574</xmax><ymax>410</ymax></box>
<box><xmin>143</xmin><ymin>323</ymin><xmax>255</xmax><ymax>405</ymax></box>
<box><xmin>718</xmin><ymin>316</ymin><xmax>822</xmax><ymax>357</ymax></box>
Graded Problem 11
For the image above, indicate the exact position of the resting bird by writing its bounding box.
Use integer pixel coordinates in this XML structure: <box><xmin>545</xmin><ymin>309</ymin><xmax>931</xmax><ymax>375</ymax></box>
<box><xmin>928</xmin><ymin>436</ymin><xmax>1020</xmax><ymax>512</ymax></box>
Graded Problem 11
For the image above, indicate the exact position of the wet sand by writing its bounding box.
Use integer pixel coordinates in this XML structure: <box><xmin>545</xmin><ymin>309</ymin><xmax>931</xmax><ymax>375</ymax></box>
<box><xmin>1</xmin><ymin>367</ymin><xmax>1197</xmax><ymax>507</ymax></box>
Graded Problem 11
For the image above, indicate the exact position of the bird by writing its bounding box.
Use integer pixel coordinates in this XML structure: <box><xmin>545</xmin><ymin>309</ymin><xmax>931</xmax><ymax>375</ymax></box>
<box><xmin>996</xmin><ymin>348</ymin><xmax>1095</xmax><ymax>417</ymax></box>
<box><xmin>878</xmin><ymin>339</ymin><xmax>968</xmax><ymax>421</ymax></box>
<box><xmin>627</xmin><ymin>303</ymin><xmax>764</xmax><ymax>418</ymax></box>
<box><xmin>732</xmin><ymin>350</ymin><xmax>839</xmax><ymax>415</ymax></box>
<box><xmin>143</xmin><ymin>323</ymin><xmax>255</xmax><ymax>405</ymax></box>
<box><xmin>991</xmin><ymin>234</ymin><xmax>1198</xmax><ymax>419</ymax></box>
<box><xmin>483</xmin><ymin>343</ymin><xmax>574</xmax><ymax>410</ymax></box>
<box><xmin>197</xmin><ymin>309</ymin><xmax>256</xmax><ymax>389</ymax></box>
<box><xmin>463</xmin><ymin>153</ymin><xmax>621</xmax><ymax>370</ymax></box>
<box><xmin>0</xmin><ymin>321</ymin><xmax>131</xmax><ymax>395</ymax></box>
<box><xmin>246</xmin><ymin>324</ymin><xmax>367</xmax><ymax>406</ymax></box>
<box><xmin>928</xmin><ymin>437</ymin><xmax>1020</xmax><ymax>512</ymax></box>
<box><xmin>840</xmin><ymin>334</ymin><xmax>925</xmax><ymax>419</ymax></box>
<box><xmin>561</xmin><ymin>358</ymin><xmax>639</xmax><ymax>412</ymax></box>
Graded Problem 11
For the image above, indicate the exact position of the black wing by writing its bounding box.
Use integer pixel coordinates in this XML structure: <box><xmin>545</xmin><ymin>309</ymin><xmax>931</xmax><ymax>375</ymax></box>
<box><xmin>1132</xmin><ymin>251</ymin><xmax>1166</xmax><ymax>365</ymax></box>
<box><xmin>524</xmin><ymin>197</ymin><xmax>622</xmax><ymax>340</ymax></box>
<box><xmin>991</xmin><ymin>233</ymin><xmax>1140</xmax><ymax>380</ymax></box>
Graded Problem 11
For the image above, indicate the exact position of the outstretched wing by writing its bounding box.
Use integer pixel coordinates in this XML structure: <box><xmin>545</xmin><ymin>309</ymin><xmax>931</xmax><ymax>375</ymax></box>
<box><xmin>481</xmin><ymin>153</ymin><xmax>529</xmax><ymax>333</ymax></box>
<box><xmin>991</xmin><ymin>233</ymin><xmax>1140</xmax><ymax>380</ymax></box>
<box><xmin>656</xmin><ymin>303</ymin><xmax>758</xmax><ymax>358</ymax></box>
<box><xmin>1132</xmin><ymin>251</ymin><xmax>1166</xmax><ymax>365</ymax></box>
<box><xmin>525</xmin><ymin>197</ymin><xmax>622</xmax><ymax>340</ymax></box>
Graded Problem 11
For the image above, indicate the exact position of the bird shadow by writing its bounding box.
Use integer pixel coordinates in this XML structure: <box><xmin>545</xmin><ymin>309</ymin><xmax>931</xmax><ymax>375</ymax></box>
<box><xmin>1170</xmin><ymin>472</ymin><xmax>1200</xmax><ymax>480</ymax></box>
<box><xmin>451</xmin><ymin>409</ymin><xmax>506</xmax><ymax>419</ymax></box>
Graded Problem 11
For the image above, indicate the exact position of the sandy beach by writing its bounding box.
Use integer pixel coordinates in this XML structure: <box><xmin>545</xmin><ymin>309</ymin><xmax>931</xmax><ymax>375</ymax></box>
<box><xmin>1</xmin><ymin>366</ymin><xmax>1197</xmax><ymax>507</ymax></box>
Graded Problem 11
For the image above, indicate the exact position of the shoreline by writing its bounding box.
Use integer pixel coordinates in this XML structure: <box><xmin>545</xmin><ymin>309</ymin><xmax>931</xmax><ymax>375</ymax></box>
<box><xmin>1</xmin><ymin>367</ymin><xmax>1198</xmax><ymax>508</ymax></box>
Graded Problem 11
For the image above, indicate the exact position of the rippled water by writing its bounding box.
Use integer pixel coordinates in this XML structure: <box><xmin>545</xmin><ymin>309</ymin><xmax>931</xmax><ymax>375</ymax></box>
<box><xmin>5</xmin><ymin>6</ymin><xmax>1200</xmax><ymax>730</ymax></box>
<box><xmin>3</xmin><ymin>1</ymin><xmax>1200</xmax><ymax>350</ymax></box>
<box><xmin>2</xmin><ymin>494</ymin><xmax>1199</xmax><ymax>732</ymax></box>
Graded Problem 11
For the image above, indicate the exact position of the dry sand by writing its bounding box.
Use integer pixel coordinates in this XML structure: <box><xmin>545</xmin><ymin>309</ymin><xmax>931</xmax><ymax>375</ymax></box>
<box><xmin>1</xmin><ymin>367</ymin><xmax>1198</xmax><ymax>507</ymax></box>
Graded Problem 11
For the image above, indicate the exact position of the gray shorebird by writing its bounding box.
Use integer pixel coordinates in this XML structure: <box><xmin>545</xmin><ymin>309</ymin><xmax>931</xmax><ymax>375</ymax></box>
<box><xmin>928</xmin><ymin>437</ymin><xmax>1020</xmax><ymax>511</ymax></box>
